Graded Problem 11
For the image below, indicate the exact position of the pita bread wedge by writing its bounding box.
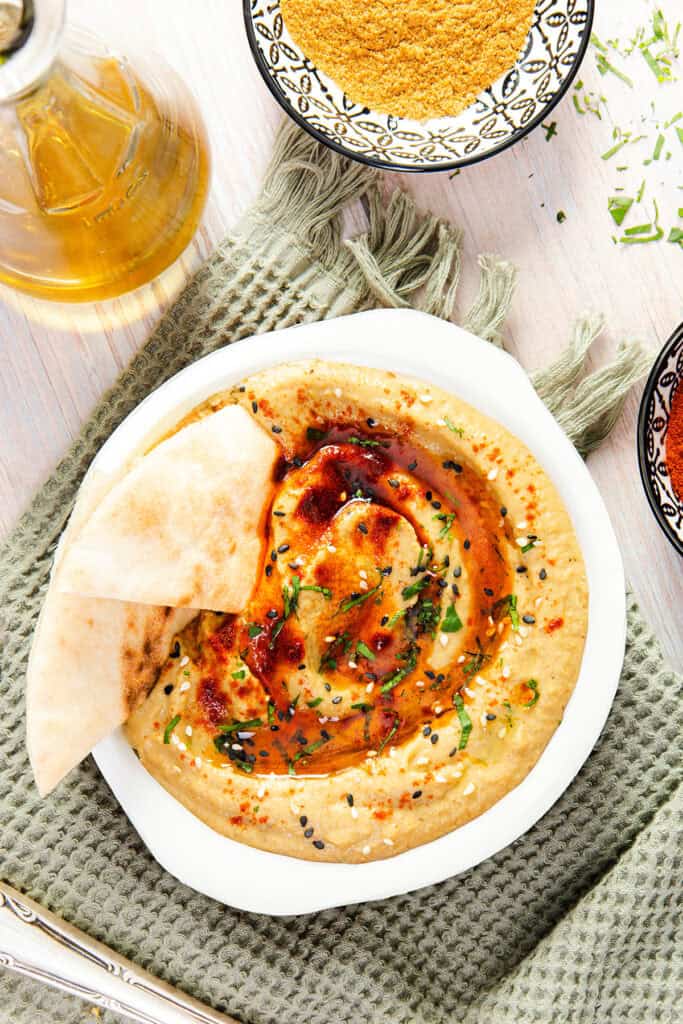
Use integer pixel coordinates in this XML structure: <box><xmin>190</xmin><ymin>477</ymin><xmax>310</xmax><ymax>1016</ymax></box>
<box><xmin>57</xmin><ymin>404</ymin><xmax>279</xmax><ymax>612</ymax></box>
<box><xmin>26</xmin><ymin>590</ymin><xmax>195</xmax><ymax>796</ymax></box>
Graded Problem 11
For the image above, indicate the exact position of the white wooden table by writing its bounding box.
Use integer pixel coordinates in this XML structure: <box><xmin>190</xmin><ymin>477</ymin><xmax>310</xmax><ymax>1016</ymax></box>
<box><xmin>1</xmin><ymin>0</ymin><xmax>681</xmax><ymax>668</ymax></box>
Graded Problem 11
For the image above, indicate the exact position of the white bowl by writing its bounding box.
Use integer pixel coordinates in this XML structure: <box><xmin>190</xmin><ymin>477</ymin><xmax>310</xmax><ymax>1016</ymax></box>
<box><xmin>93</xmin><ymin>309</ymin><xmax>625</xmax><ymax>916</ymax></box>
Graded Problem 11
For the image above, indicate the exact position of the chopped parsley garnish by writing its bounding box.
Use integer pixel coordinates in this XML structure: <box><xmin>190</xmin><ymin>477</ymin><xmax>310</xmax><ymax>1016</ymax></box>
<box><xmin>163</xmin><ymin>715</ymin><xmax>181</xmax><ymax>744</ymax></box>
<box><xmin>377</xmin><ymin>714</ymin><xmax>400</xmax><ymax>755</ymax></box>
<box><xmin>401</xmin><ymin>576</ymin><xmax>429</xmax><ymax>601</ymax></box>
<box><xmin>290</xmin><ymin>735</ymin><xmax>331</xmax><ymax>768</ymax></box>
<box><xmin>306</xmin><ymin>697</ymin><xmax>323</xmax><ymax>708</ymax></box>
<box><xmin>412</xmin><ymin>598</ymin><xmax>440</xmax><ymax>636</ymax></box>
<box><xmin>347</xmin><ymin>435</ymin><xmax>390</xmax><ymax>449</ymax></box>
<box><xmin>493</xmin><ymin>594</ymin><xmax>520</xmax><ymax>630</ymax></box>
<box><xmin>231</xmin><ymin>668</ymin><xmax>247</xmax><ymax>680</ymax></box>
<box><xmin>434</xmin><ymin>511</ymin><xmax>456</xmax><ymax>539</ymax></box>
<box><xmin>521</xmin><ymin>536</ymin><xmax>538</xmax><ymax>554</ymax></box>
<box><xmin>387</xmin><ymin>608</ymin><xmax>407</xmax><ymax>629</ymax></box>
<box><xmin>267</xmin><ymin>700</ymin><xmax>276</xmax><ymax>724</ymax></box>
<box><xmin>380</xmin><ymin>642</ymin><xmax>419</xmax><ymax>693</ymax></box>
<box><xmin>523</xmin><ymin>679</ymin><xmax>540</xmax><ymax>708</ymax></box>
<box><xmin>443</xmin><ymin>417</ymin><xmax>465</xmax><ymax>437</ymax></box>
<box><xmin>356</xmin><ymin>641</ymin><xmax>376</xmax><ymax>661</ymax></box>
<box><xmin>338</xmin><ymin>579</ymin><xmax>383</xmax><ymax>614</ymax></box>
<box><xmin>218</xmin><ymin>718</ymin><xmax>263</xmax><ymax>734</ymax></box>
<box><xmin>248</xmin><ymin>623</ymin><xmax>263</xmax><ymax>638</ymax></box>
<box><xmin>441</xmin><ymin>603</ymin><xmax>463</xmax><ymax>633</ymax></box>
<box><xmin>351</xmin><ymin>701</ymin><xmax>373</xmax><ymax>712</ymax></box>
<box><xmin>608</xmin><ymin>195</ymin><xmax>634</xmax><ymax>226</ymax></box>
<box><xmin>462</xmin><ymin>643</ymin><xmax>491</xmax><ymax>680</ymax></box>
<box><xmin>452</xmin><ymin>693</ymin><xmax>472</xmax><ymax>750</ymax></box>
<box><xmin>319</xmin><ymin>631</ymin><xmax>352</xmax><ymax>672</ymax></box>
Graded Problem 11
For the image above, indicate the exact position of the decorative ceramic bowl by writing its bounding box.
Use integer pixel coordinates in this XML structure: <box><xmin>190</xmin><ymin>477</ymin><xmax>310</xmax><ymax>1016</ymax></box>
<box><xmin>243</xmin><ymin>0</ymin><xmax>594</xmax><ymax>173</ymax></box>
<box><xmin>638</xmin><ymin>323</ymin><xmax>683</xmax><ymax>557</ymax></box>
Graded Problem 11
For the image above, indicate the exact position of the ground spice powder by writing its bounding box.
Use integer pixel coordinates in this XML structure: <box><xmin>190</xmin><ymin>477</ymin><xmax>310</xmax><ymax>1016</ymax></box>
<box><xmin>281</xmin><ymin>0</ymin><xmax>537</xmax><ymax>121</ymax></box>
<box><xmin>666</xmin><ymin>384</ymin><xmax>683</xmax><ymax>501</ymax></box>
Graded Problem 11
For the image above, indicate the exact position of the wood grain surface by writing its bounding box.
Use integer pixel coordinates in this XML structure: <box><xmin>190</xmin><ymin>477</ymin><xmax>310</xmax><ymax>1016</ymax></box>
<box><xmin>1</xmin><ymin>0</ymin><xmax>681</xmax><ymax>667</ymax></box>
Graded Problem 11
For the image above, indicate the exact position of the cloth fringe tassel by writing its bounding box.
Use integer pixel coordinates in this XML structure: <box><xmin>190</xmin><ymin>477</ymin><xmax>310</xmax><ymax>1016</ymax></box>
<box><xmin>255</xmin><ymin>120</ymin><xmax>652</xmax><ymax>456</ymax></box>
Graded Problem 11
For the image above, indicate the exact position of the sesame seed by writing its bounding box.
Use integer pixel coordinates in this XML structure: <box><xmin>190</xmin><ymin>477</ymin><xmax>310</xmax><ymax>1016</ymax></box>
<box><xmin>195</xmin><ymin>757</ymin><xmax>202</xmax><ymax>767</ymax></box>
<box><xmin>304</xmin><ymin>827</ymin><xmax>314</xmax><ymax>838</ymax></box>
<box><xmin>359</xmin><ymin>580</ymin><xmax>368</xmax><ymax>590</ymax></box>
<box><xmin>334</xmin><ymin>388</ymin><xmax>342</xmax><ymax>397</ymax></box>
<box><xmin>327</xmin><ymin>544</ymin><xmax>336</xmax><ymax>553</ymax></box>
<box><xmin>502</xmin><ymin>665</ymin><xmax>511</xmax><ymax>679</ymax></box>
<box><xmin>300</xmin><ymin>816</ymin><xmax>307</xmax><ymax>827</ymax></box>
<box><xmin>383</xmin><ymin>837</ymin><xmax>394</xmax><ymax>846</ymax></box>
<box><xmin>486</xmin><ymin>713</ymin><xmax>497</xmax><ymax>721</ymax></box>
<box><xmin>539</xmin><ymin>568</ymin><xmax>547</xmax><ymax>580</ymax></box>
<box><xmin>257</xmin><ymin>785</ymin><xmax>266</xmax><ymax>798</ymax></box>
<box><xmin>435</xmin><ymin>773</ymin><xmax>446</xmax><ymax>783</ymax></box>
<box><xmin>324</xmin><ymin>635</ymin><xmax>336</xmax><ymax>643</ymax></box>
<box><xmin>439</xmin><ymin>634</ymin><xmax>449</xmax><ymax>647</ymax></box>
<box><xmin>412</xmin><ymin>790</ymin><xmax>422</xmax><ymax>799</ymax></box>
<box><xmin>416</xmin><ymin>755</ymin><xmax>429</xmax><ymax>765</ymax></box>
<box><xmin>251</xmin><ymin>401</ymin><xmax>258</xmax><ymax>413</ymax></box>
<box><xmin>516</xmin><ymin>566</ymin><xmax>528</xmax><ymax>574</ymax></box>
<box><xmin>487</xmin><ymin>467</ymin><xmax>498</xmax><ymax>481</ymax></box>
<box><xmin>277</xmin><ymin>543</ymin><xmax>290</xmax><ymax>554</ymax></box>
<box><xmin>419</xmin><ymin>393</ymin><xmax>432</xmax><ymax>403</ymax></box>
<box><xmin>313</xmin><ymin>840</ymin><xmax>325</xmax><ymax>850</ymax></box>
<box><xmin>523</xmin><ymin>614</ymin><xmax>536</xmax><ymax>624</ymax></box>
<box><xmin>359</xmin><ymin>569</ymin><xmax>367</xmax><ymax>579</ymax></box>
<box><xmin>178</xmin><ymin>742</ymin><xmax>187</xmax><ymax>753</ymax></box>
<box><xmin>430</xmin><ymin>734</ymin><xmax>439</xmax><ymax>745</ymax></box>
<box><xmin>185</xmin><ymin>725</ymin><xmax>193</xmax><ymax>737</ymax></box>
<box><xmin>498</xmin><ymin>727</ymin><xmax>507</xmax><ymax>739</ymax></box>
<box><xmin>362</xmin><ymin>845</ymin><xmax>371</xmax><ymax>855</ymax></box>
<box><xmin>463</xmin><ymin>782</ymin><xmax>475</xmax><ymax>796</ymax></box>
<box><xmin>348</xmin><ymin>660</ymin><xmax>358</xmax><ymax>669</ymax></box>
<box><xmin>367</xmin><ymin>418</ymin><xmax>378</xmax><ymax>427</ymax></box>
<box><xmin>423</xmin><ymin>726</ymin><xmax>432</xmax><ymax>736</ymax></box>
<box><xmin>272</xmin><ymin>424</ymin><xmax>282</xmax><ymax>434</ymax></box>
<box><xmin>366</xmin><ymin>682</ymin><xmax>375</xmax><ymax>693</ymax></box>
<box><xmin>346</xmin><ymin>793</ymin><xmax>354</xmax><ymax>806</ymax></box>
<box><xmin>180</xmin><ymin>655</ymin><xmax>189</xmax><ymax>667</ymax></box>
<box><xmin>179</xmin><ymin>682</ymin><xmax>190</xmax><ymax>693</ymax></box>
<box><xmin>500</xmin><ymin>506</ymin><xmax>508</xmax><ymax>517</ymax></box>
<box><xmin>351</xmin><ymin>807</ymin><xmax>359</xmax><ymax>819</ymax></box>
<box><xmin>463</xmin><ymin>539</ymin><xmax>471</xmax><ymax>550</ymax></box>
<box><xmin>516</xmin><ymin>521</ymin><xmax>528</xmax><ymax>530</ymax></box>
<box><xmin>164</xmin><ymin>684</ymin><xmax>173</xmax><ymax>695</ymax></box>
<box><xmin>358</xmin><ymin>523</ymin><xmax>368</xmax><ymax>534</ymax></box>
<box><xmin>332</xmin><ymin>696</ymin><xmax>342</xmax><ymax>705</ymax></box>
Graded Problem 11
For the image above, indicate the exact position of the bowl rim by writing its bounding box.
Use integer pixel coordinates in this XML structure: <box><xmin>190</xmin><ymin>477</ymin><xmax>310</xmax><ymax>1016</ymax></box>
<box><xmin>242</xmin><ymin>0</ymin><xmax>595</xmax><ymax>174</ymax></box>
<box><xmin>637</xmin><ymin>320</ymin><xmax>683</xmax><ymax>558</ymax></box>
<box><xmin>92</xmin><ymin>309</ymin><xmax>626</xmax><ymax>916</ymax></box>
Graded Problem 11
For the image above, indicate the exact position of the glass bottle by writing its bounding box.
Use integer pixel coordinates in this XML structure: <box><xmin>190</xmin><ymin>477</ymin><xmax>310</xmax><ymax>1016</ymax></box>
<box><xmin>0</xmin><ymin>0</ymin><xmax>210</xmax><ymax>302</ymax></box>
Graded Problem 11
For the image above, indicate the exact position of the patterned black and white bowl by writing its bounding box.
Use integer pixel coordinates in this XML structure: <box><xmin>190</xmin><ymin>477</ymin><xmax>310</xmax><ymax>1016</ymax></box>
<box><xmin>244</xmin><ymin>0</ymin><xmax>594</xmax><ymax>172</ymax></box>
<box><xmin>638</xmin><ymin>323</ymin><xmax>683</xmax><ymax>557</ymax></box>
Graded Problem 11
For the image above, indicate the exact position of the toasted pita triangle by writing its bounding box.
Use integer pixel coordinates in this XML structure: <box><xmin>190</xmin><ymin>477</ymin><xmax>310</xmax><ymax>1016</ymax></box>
<box><xmin>26</xmin><ymin>590</ymin><xmax>194</xmax><ymax>796</ymax></box>
<box><xmin>57</xmin><ymin>404</ymin><xmax>278</xmax><ymax>612</ymax></box>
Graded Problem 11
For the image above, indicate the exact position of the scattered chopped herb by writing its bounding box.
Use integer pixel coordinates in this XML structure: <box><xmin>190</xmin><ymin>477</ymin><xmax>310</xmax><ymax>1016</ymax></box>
<box><xmin>402</xmin><ymin>576</ymin><xmax>430</xmax><ymax>601</ymax></box>
<box><xmin>523</xmin><ymin>679</ymin><xmax>540</xmax><ymax>708</ymax></box>
<box><xmin>231</xmin><ymin>668</ymin><xmax>247</xmax><ymax>680</ymax></box>
<box><xmin>338</xmin><ymin>578</ymin><xmax>383</xmax><ymax>614</ymax></box>
<box><xmin>387</xmin><ymin>608</ymin><xmax>407</xmax><ymax>629</ymax></box>
<box><xmin>348</xmin><ymin>436</ymin><xmax>389</xmax><ymax>449</ymax></box>
<box><xmin>218</xmin><ymin>718</ymin><xmax>263</xmax><ymax>734</ymax></box>
<box><xmin>434</xmin><ymin>511</ymin><xmax>456</xmax><ymax>539</ymax></box>
<box><xmin>441</xmin><ymin>603</ymin><xmax>463</xmax><ymax>633</ymax></box>
<box><xmin>542</xmin><ymin>120</ymin><xmax>558</xmax><ymax>140</ymax></box>
<box><xmin>608</xmin><ymin>195</ymin><xmax>634</xmax><ymax>226</ymax></box>
<box><xmin>443</xmin><ymin>417</ymin><xmax>465</xmax><ymax>437</ymax></box>
<box><xmin>163</xmin><ymin>715</ymin><xmax>181</xmax><ymax>744</ymax></box>
<box><xmin>307</xmin><ymin>697</ymin><xmax>323</xmax><ymax>708</ymax></box>
<box><xmin>596</xmin><ymin>52</ymin><xmax>633</xmax><ymax>87</ymax></box>
<box><xmin>452</xmin><ymin>693</ymin><xmax>472</xmax><ymax>750</ymax></box>
<box><xmin>248</xmin><ymin>623</ymin><xmax>263</xmax><ymax>638</ymax></box>
<box><xmin>380</xmin><ymin>642</ymin><xmax>420</xmax><ymax>693</ymax></box>
<box><xmin>556</xmin><ymin>210</ymin><xmax>567</xmax><ymax>224</ymax></box>
<box><xmin>493</xmin><ymin>593</ymin><xmax>520</xmax><ymax>630</ymax></box>
<box><xmin>356</xmin><ymin>640</ymin><xmax>376</xmax><ymax>661</ymax></box>
<box><xmin>377</xmin><ymin>714</ymin><xmax>400</xmax><ymax>754</ymax></box>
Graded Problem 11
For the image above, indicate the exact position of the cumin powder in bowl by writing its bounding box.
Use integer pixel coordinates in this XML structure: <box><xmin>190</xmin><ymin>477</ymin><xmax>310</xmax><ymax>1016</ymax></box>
<box><xmin>280</xmin><ymin>0</ymin><xmax>537</xmax><ymax>122</ymax></box>
<box><xmin>244</xmin><ymin>0</ymin><xmax>594</xmax><ymax>172</ymax></box>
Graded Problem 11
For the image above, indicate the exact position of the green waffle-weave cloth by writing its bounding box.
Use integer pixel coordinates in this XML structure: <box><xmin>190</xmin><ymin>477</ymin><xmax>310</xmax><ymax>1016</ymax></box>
<box><xmin>0</xmin><ymin>122</ymin><xmax>681</xmax><ymax>1024</ymax></box>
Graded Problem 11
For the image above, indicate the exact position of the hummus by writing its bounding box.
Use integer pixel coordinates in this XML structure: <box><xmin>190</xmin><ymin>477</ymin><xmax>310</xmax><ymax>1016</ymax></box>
<box><xmin>125</xmin><ymin>360</ymin><xmax>588</xmax><ymax>862</ymax></box>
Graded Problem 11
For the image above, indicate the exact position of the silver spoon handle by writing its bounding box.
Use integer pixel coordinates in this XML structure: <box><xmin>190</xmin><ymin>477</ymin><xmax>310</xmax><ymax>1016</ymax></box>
<box><xmin>0</xmin><ymin>882</ymin><xmax>235</xmax><ymax>1024</ymax></box>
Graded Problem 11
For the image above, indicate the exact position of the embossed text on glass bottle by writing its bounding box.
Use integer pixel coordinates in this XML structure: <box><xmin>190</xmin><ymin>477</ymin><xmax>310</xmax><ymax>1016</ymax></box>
<box><xmin>0</xmin><ymin>0</ymin><xmax>209</xmax><ymax>302</ymax></box>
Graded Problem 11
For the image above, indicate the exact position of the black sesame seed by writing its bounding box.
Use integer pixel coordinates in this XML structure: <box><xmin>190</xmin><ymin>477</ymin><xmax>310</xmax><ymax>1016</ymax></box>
<box><xmin>300</xmin><ymin>815</ymin><xmax>308</xmax><ymax>827</ymax></box>
<box><xmin>523</xmin><ymin>614</ymin><xmax>536</xmax><ymax>624</ymax></box>
<box><xmin>443</xmin><ymin>555</ymin><xmax>450</xmax><ymax>567</ymax></box>
<box><xmin>425</xmin><ymin>670</ymin><xmax>436</xmax><ymax>680</ymax></box>
<box><xmin>293</xmin><ymin>457</ymin><xmax>304</xmax><ymax>468</ymax></box>
<box><xmin>272</xmin><ymin>425</ymin><xmax>282</xmax><ymax>434</ymax></box>
<box><xmin>454</xmin><ymin>566</ymin><xmax>462</xmax><ymax>578</ymax></box>
<box><xmin>408</xmin><ymin>460</ymin><xmax>418</xmax><ymax>471</ymax></box>
<box><xmin>436</xmin><ymin>673</ymin><xmax>445</xmax><ymax>683</ymax></box>
<box><xmin>412</xmin><ymin>790</ymin><xmax>422</xmax><ymax>799</ymax></box>
<box><xmin>452</xmin><ymin>584</ymin><xmax>460</xmax><ymax>597</ymax></box>
<box><xmin>367</xmin><ymin>417</ymin><xmax>378</xmax><ymax>428</ymax></box>
<box><xmin>273</xmin><ymin>510</ymin><xmax>285</xmax><ymax>517</ymax></box>
<box><xmin>265</xmin><ymin>564</ymin><xmax>273</xmax><ymax>577</ymax></box>
<box><xmin>324</xmin><ymin>683</ymin><xmax>332</xmax><ymax>692</ymax></box>
<box><xmin>437</xmin><ymin>578</ymin><xmax>448</xmax><ymax>589</ymax></box>
<box><xmin>388</xmin><ymin>479</ymin><xmax>399</xmax><ymax>488</ymax></box>
<box><xmin>381</xmin><ymin>566</ymin><xmax>393</xmax><ymax>576</ymax></box>
<box><xmin>238</xmin><ymin>386</ymin><xmax>246</xmax><ymax>393</ymax></box>
<box><xmin>346</xmin><ymin>793</ymin><xmax>354</xmax><ymax>806</ymax></box>
<box><xmin>381</xmin><ymin>615</ymin><xmax>389</xmax><ymax>626</ymax></box>
<box><xmin>448</xmin><ymin>746</ymin><xmax>458</xmax><ymax>757</ymax></box>
<box><xmin>453</xmin><ymin>463</ymin><xmax>463</xmax><ymax>473</ymax></box>
<box><xmin>430</xmin><ymin>733</ymin><xmax>439</xmax><ymax>745</ymax></box>
<box><xmin>321</xmin><ymin>729</ymin><xmax>331</xmax><ymax>741</ymax></box>
<box><xmin>277</xmin><ymin>543</ymin><xmax>290</xmax><ymax>554</ymax></box>
<box><xmin>431</xmin><ymin>500</ymin><xmax>442</xmax><ymax>509</ymax></box>
<box><xmin>304</xmin><ymin>827</ymin><xmax>314</xmax><ymax>838</ymax></box>
<box><xmin>271</xmin><ymin>550</ymin><xmax>277</xmax><ymax>562</ymax></box>
<box><xmin>425</xmin><ymin>491</ymin><xmax>433</xmax><ymax>501</ymax></box>
<box><xmin>266</xmin><ymin>609</ymin><xmax>278</xmax><ymax>619</ymax></box>
<box><xmin>313</xmin><ymin>840</ymin><xmax>325</xmax><ymax>850</ymax></box>
<box><xmin>486</xmin><ymin>713</ymin><xmax>497</xmax><ymax>721</ymax></box>
<box><xmin>423</xmin><ymin>726</ymin><xmax>432</xmax><ymax>737</ymax></box>
<box><xmin>298</xmin><ymin>663</ymin><xmax>306</xmax><ymax>671</ymax></box>
<box><xmin>164</xmin><ymin>684</ymin><xmax>174</xmax><ymax>695</ymax></box>
<box><xmin>464</xmin><ymin>539</ymin><xmax>471</xmax><ymax>550</ymax></box>
<box><xmin>364</xmin><ymin>672</ymin><xmax>377</xmax><ymax>682</ymax></box>
<box><xmin>260</xmin><ymin>750</ymin><xmax>269</xmax><ymax>757</ymax></box>
<box><xmin>500</xmin><ymin>506</ymin><xmax>508</xmax><ymax>517</ymax></box>
<box><xmin>288</xmin><ymin>562</ymin><xmax>299</xmax><ymax>571</ymax></box>
<box><xmin>270</xmin><ymin>724</ymin><xmax>280</xmax><ymax>732</ymax></box>
<box><xmin>516</xmin><ymin>566</ymin><xmax>528</xmax><ymax>574</ymax></box>
<box><xmin>539</xmin><ymin>568</ymin><xmax>547</xmax><ymax>580</ymax></box>
<box><xmin>484</xmin><ymin>587</ymin><xmax>494</xmax><ymax>597</ymax></box>
<box><xmin>332</xmin><ymin>696</ymin><xmax>342</xmax><ymax>705</ymax></box>
<box><xmin>251</xmin><ymin>401</ymin><xmax>258</xmax><ymax>413</ymax></box>
<box><xmin>358</xmin><ymin>523</ymin><xmax>368</xmax><ymax>534</ymax></box>
<box><xmin>442</xmin><ymin>460</ymin><xmax>453</xmax><ymax>470</ymax></box>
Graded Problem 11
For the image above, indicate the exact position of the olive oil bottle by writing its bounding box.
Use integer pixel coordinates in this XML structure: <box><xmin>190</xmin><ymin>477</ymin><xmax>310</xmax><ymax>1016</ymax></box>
<box><xmin>0</xmin><ymin>0</ymin><xmax>209</xmax><ymax>302</ymax></box>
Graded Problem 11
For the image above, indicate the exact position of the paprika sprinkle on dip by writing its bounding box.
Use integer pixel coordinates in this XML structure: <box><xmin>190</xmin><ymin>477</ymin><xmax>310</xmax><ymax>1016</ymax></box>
<box><xmin>280</xmin><ymin>0</ymin><xmax>537</xmax><ymax>122</ymax></box>
<box><xmin>666</xmin><ymin>384</ymin><xmax>683</xmax><ymax>502</ymax></box>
